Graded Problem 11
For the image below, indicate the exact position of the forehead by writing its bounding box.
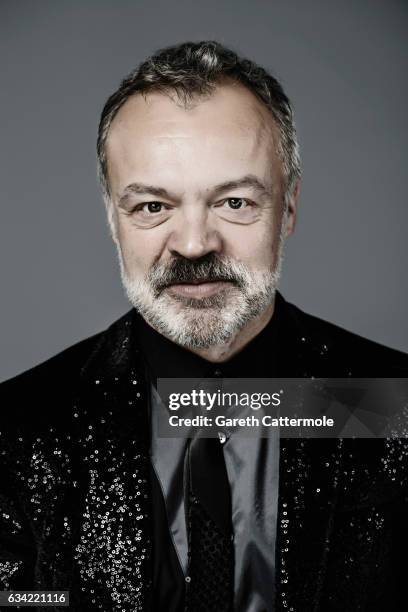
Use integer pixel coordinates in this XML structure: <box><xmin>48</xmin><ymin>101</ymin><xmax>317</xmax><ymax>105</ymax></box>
<box><xmin>106</xmin><ymin>81</ymin><xmax>283</xmax><ymax>195</ymax></box>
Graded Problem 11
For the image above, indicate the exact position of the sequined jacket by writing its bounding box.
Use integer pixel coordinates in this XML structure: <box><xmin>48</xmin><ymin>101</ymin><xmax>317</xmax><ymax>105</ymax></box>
<box><xmin>1</xmin><ymin>294</ymin><xmax>408</xmax><ymax>611</ymax></box>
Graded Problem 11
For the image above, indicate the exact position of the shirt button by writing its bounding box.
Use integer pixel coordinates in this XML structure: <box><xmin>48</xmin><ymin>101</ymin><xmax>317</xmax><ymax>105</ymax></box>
<box><xmin>214</xmin><ymin>369</ymin><xmax>223</xmax><ymax>377</ymax></box>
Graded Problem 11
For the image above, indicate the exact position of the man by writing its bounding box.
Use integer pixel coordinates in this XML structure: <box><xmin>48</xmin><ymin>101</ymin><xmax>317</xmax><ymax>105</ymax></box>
<box><xmin>1</xmin><ymin>41</ymin><xmax>407</xmax><ymax>612</ymax></box>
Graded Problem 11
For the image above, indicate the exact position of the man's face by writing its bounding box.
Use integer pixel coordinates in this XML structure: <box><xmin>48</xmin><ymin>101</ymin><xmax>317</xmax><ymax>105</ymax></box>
<box><xmin>105</xmin><ymin>81</ymin><xmax>297</xmax><ymax>349</ymax></box>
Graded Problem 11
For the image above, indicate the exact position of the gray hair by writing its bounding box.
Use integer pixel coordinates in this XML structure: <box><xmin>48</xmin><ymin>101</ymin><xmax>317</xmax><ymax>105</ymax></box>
<box><xmin>97</xmin><ymin>40</ymin><xmax>301</xmax><ymax>227</ymax></box>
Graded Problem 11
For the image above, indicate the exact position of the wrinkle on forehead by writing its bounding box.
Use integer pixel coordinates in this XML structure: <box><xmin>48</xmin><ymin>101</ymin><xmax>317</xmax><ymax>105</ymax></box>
<box><xmin>106</xmin><ymin>80</ymin><xmax>284</xmax><ymax>198</ymax></box>
<box><xmin>109</xmin><ymin>80</ymin><xmax>278</xmax><ymax>148</ymax></box>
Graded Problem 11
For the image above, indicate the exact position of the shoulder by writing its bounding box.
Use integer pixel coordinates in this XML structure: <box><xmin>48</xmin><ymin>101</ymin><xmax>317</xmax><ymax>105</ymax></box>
<box><xmin>0</xmin><ymin>332</ymin><xmax>102</xmax><ymax>395</ymax></box>
<box><xmin>0</xmin><ymin>309</ymin><xmax>139</xmax><ymax>427</ymax></box>
<box><xmin>0</xmin><ymin>308</ymin><xmax>139</xmax><ymax>394</ymax></box>
<box><xmin>281</xmin><ymin>295</ymin><xmax>408</xmax><ymax>376</ymax></box>
<box><xmin>0</xmin><ymin>333</ymin><xmax>103</xmax><ymax>435</ymax></box>
<box><xmin>0</xmin><ymin>309</ymin><xmax>137</xmax><ymax>430</ymax></box>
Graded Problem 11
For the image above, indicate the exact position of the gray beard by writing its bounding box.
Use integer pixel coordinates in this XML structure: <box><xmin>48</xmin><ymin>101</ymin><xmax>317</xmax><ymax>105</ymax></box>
<box><xmin>117</xmin><ymin>244</ymin><xmax>284</xmax><ymax>349</ymax></box>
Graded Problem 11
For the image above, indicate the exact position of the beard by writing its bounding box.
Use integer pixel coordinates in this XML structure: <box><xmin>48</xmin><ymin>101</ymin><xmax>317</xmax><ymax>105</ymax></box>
<box><xmin>117</xmin><ymin>239</ymin><xmax>284</xmax><ymax>350</ymax></box>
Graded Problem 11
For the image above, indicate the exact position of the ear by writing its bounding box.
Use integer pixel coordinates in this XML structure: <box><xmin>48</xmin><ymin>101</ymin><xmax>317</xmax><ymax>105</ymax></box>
<box><xmin>109</xmin><ymin>217</ymin><xmax>119</xmax><ymax>245</ymax></box>
<box><xmin>283</xmin><ymin>179</ymin><xmax>300</xmax><ymax>237</ymax></box>
<box><xmin>105</xmin><ymin>198</ymin><xmax>119</xmax><ymax>244</ymax></box>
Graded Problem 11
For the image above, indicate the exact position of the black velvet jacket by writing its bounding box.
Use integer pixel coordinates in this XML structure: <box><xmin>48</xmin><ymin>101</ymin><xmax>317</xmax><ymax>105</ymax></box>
<box><xmin>1</xmin><ymin>293</ymin><xmax>407</xmax><ymax>611</ymax></box>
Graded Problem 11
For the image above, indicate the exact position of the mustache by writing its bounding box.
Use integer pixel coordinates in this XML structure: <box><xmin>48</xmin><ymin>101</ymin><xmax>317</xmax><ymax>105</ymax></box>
<box><xmin>148</xmin><ymin>254</ymin><xmax>246</xmax><ymax>294</ymax></box>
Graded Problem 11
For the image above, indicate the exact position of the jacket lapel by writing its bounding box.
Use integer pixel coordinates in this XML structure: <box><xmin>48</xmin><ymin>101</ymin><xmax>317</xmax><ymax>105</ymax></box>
<box><xmin>275</xmin><ymin>295</ymin><xmax>344</xmax><ymax>611</ymax></box>
<box><xmin>276</xmin><ymin>438</ymin><xmax>344</xmax><ymax>611</ymax></box>
<box><xmin>71</xmin><ymin>311</ymin><xmax>153</xmax><ymax>611</ymax></box>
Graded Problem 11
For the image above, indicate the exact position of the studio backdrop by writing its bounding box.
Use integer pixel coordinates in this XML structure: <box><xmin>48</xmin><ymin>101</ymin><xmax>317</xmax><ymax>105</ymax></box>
<box><xmin>1</xmin><ymin>0</ymin><xmax>407</xmax><ymax>381</ymax></box>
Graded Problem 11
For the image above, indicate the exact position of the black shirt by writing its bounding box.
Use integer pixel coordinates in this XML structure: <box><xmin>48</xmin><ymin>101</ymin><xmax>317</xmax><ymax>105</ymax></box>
<box><xmin>135</xmin><ymin>294</ymin><xmax>283</xmax><ymax>611</ymax></box>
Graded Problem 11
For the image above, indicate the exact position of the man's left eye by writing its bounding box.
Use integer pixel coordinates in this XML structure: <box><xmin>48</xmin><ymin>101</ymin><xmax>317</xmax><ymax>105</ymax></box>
<box><xmin>223</xmin><ymin>198</ymin><xmax>249</xmax><ymax>210</ymax></box>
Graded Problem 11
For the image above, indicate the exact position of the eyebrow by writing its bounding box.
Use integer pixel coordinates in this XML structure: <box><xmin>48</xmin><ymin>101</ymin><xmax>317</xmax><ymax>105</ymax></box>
<box><xmin>210</xmin><ymin>175</ymin><xmax>273</xmax><ymax>199</ymax></box>
<box><xmin>117</xmin><ymin>174</ymin><xmax>273</xmax><ymax>209</ymax></box>
<box><xmin>118</xmin><ymin>183</ymin><xmax>174</xmax><ymax>209</ymax></box>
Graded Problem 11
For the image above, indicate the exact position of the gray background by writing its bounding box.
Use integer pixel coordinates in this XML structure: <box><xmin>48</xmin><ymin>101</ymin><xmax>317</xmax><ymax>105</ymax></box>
<box><xmin>1</xmin><ymin>0</ymin><xmax>407</xmax><ymax>382</ymax></box>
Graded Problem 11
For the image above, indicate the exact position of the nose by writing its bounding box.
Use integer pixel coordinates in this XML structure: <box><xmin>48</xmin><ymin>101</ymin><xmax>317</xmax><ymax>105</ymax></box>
<box><xmin>166</xmin><ymin>208</ymin><xmax>223</xmax><ymax>259</ymax></box>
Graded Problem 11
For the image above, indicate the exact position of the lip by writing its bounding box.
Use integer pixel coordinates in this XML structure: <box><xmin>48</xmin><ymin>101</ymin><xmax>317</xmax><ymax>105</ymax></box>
<box><xmin>165</xmin><ymin>280</ymin><xmax>232</xmax><ymax>298</ymax></box>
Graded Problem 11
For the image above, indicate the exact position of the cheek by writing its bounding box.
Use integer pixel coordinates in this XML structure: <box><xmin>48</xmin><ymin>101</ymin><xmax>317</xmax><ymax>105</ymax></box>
<box><xmin>116</xmin><ymin>222</ymin><xmax>163</xmax><ymax>275</ymax></box>
<box><xmin>222</xmin><ymin>222</ymin><xmax>281</xmax><ymax>268</ymax></box>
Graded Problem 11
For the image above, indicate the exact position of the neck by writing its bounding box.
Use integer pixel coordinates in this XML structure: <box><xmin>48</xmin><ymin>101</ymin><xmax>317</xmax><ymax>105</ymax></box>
<box><xmin>186</xmin><ymin>300</ymin><xmax>275</xmax><ymax>363</ymax></box>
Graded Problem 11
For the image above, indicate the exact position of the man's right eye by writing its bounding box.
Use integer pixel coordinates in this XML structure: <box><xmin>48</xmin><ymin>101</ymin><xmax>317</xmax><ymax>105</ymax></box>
<box><xmin>141</xmin><ymin>202</ymin><xmax>163</xmax><ymax>214</ymax></box>
<box><xmin>125</xmin><ymin>201</ymin><xmax>172</xmax><ymax>228</ymax></box>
